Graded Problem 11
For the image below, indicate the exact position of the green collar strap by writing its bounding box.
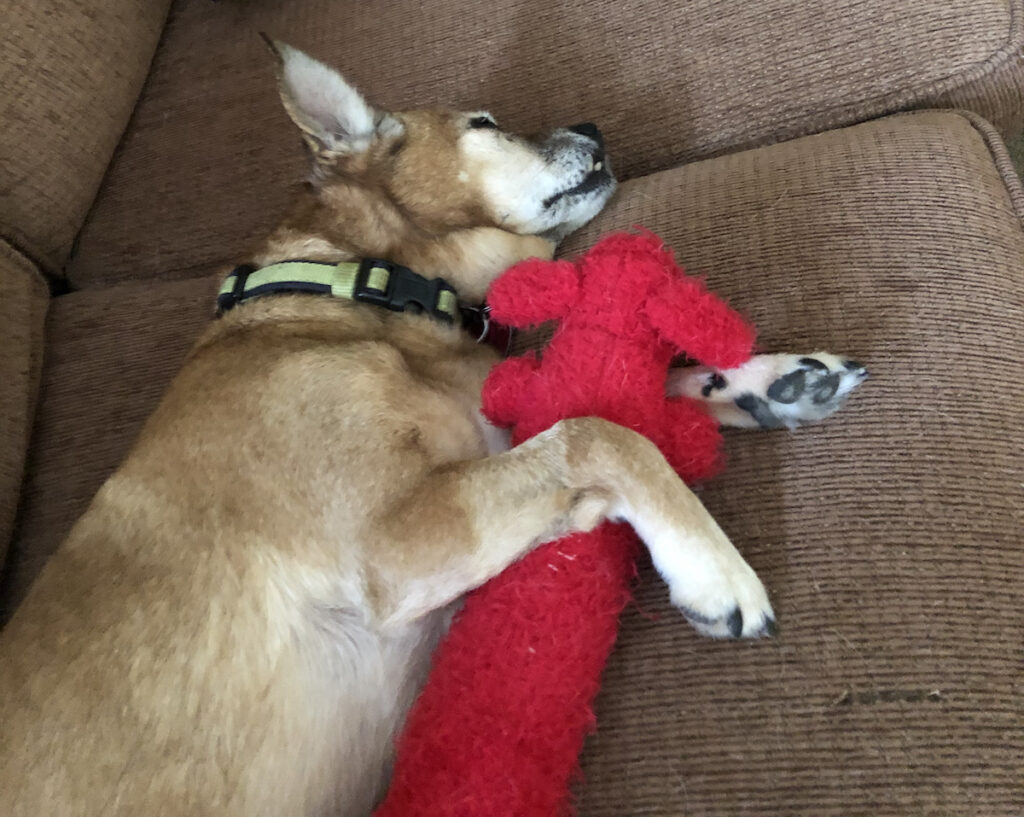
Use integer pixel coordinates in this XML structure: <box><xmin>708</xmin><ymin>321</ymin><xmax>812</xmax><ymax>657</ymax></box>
<box><xmin>216</xmin><ymin>258</ymin><xmax>460</xmax><ymax>324</ymax></box>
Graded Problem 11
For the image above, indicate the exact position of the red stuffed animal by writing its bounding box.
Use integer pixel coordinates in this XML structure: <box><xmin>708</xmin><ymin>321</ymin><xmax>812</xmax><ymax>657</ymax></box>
<box><xmin>374</xmin><ymin>231</ymin><xmax>756</xmax><ymax>817</ymax></box>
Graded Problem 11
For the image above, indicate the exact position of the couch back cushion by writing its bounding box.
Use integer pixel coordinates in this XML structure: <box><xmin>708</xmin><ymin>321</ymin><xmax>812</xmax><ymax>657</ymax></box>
<box><xmin>0</xmin><ymin>0</ymin><xmax>172</xmax><ymax>273</ymax></box>
<box><xmin>65</xmin><ymin>0</ymin><xmax>1024</xmax><ymax>289</ymax></box>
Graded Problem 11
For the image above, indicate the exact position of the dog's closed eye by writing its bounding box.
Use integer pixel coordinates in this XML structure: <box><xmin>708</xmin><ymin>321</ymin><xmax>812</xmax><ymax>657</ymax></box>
<box><xmin>468</xmin><ymin>115</ymin><xmax>498</xmax><ymax>130</ymax></box>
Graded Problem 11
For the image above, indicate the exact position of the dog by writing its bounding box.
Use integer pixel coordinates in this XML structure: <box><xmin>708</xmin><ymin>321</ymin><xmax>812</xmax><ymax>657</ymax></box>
<box><xmin>0</xmin><ymin>40</ymin><xmax>866</xmax><ymax>817</ymax></box>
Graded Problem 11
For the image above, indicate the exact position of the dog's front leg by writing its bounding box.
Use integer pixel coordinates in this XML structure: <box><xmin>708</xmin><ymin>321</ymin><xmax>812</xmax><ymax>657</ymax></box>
<box><xmin>368</xmin><ymin>417</ymin><xmax>774</xmax><ymax>638</ymax></box>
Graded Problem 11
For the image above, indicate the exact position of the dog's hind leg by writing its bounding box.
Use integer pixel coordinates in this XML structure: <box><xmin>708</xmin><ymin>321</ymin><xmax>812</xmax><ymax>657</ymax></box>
<box><xmin>366</xmin><ymin>417</ymin><xmax>774</xmax><ymax>639</ymax></box>
<box><xmin>667</xmin><ymin>352</ymin><xmax>869</xmax><ymax>429</ymax></box>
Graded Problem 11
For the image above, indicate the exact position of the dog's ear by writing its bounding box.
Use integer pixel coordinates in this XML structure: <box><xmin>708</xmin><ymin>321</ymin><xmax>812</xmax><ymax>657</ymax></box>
<box><xmin>261</xmin><ymin>35</ymin><xmax>402</xmax><ymax>161</ymax></box>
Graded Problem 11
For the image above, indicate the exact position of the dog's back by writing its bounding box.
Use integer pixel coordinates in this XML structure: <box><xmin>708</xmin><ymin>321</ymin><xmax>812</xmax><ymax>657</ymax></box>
<box><xmin>0</xmin><ymin>304</ymin><xmax>489</xmax><ymax>815</ymax></box>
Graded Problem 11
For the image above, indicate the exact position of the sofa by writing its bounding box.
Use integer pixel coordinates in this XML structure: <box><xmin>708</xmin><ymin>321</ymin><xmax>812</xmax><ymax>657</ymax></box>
<box><xmin>2</xmin><ymin>1</ymin><xmax>1022</xmax><ymax>813</ymax></box>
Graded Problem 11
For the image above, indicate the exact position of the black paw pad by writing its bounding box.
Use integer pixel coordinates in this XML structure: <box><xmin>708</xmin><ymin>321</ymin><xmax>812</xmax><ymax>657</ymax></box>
<box><xmin>766</xmin><ymin>370</ymin><xmax>805</xmax><ymax>404</ymax></box>
<box><xmin>726</xmin><ymin>607</ymin><xmax>743</xmax><ymax>638</ymax></box>
<box><xmin>811</xmin><ymin>373</ymin><xmax>841</xmax><ymax>404</ymax></box>
<box><xmin>735</xmin><ymin>394</ymin><xmax>785</xmax><ymax>428</ymax></box>
<box><xmin>799</xmin><ymin>357</ymin><xmax>830</xmax><ymax>371</ymax></box>
<box><xmin>701</xmin><ymin>372</ymin><xmax>728</xmax><ymax>397</ymax></box>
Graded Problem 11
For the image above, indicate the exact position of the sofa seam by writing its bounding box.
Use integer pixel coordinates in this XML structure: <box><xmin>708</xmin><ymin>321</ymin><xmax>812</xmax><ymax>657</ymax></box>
<box><xmin>886</xmin><ymin>0</ymin><xmax>1023</xmax><ymax>107</ymax></box>
<box><xmin>946</xmin><ymin>109</ymin><xmax>1024</xmax><ymax>229</ymax></box>
<box><xmin>794</xmin><ymin>0</ymin><xmax>1024</xmax><ymax>136</ymax></box>
<box><xmin>0</xmin><ymin>237</ymin><xmax>55</xmax><ymax>298</ymax></box>
<box><xmin>0</xmin><ymin>225</ymin><xmax>63</xmax><ymax>286</ymax></box>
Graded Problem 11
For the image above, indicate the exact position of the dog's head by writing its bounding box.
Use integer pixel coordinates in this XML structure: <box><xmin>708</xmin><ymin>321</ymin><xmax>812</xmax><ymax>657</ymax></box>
<box><xmin>261</xmin><ymin>39</ymin><xmax>616</xmax><ymax>299</ymax></box>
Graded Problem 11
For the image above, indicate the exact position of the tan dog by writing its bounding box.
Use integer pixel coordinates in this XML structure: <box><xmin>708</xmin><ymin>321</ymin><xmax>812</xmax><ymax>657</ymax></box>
<box><xmin>0</xmin><ymin>41</ymin><xmax>866</xmax><ymax>817</ymax></box>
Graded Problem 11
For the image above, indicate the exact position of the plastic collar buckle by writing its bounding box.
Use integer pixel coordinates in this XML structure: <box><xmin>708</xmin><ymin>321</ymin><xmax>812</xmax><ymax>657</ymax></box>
<box><xmin>354</xmin><ymin>258</ymin><xmax>456</xmax><ymax>324</ymax></box>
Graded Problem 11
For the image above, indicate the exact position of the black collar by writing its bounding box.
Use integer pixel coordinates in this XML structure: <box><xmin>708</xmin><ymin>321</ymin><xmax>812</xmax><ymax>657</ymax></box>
<box><xmin>216</xmin><ymin>257</ymin><xmax>511</xmax><ymax>353</ymax></box>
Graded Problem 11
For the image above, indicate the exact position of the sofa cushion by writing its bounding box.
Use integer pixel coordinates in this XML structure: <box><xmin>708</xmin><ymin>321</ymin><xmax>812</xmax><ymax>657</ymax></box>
<box><xmin>0</xmin><ymin>271</ymin><xmax>217</xmax><ymax>616</ymax></box>
<box><xmin>66</xmin><ymin>0</ymin><xmax>1024</xmax><ymax>289</ymax></box>
<box><xmin>4</xmin><ymin>111</ymin><xmax>1023</xmax><ymax>814</ymax></box>
<box><xmin>0</xmin><ymin>242</ymin><xmax>48</xmax><ymax>575</ymax></box>
<box><xmin>0</xmin><ymin>0</ymin><xmax>172</xmax><ymax>272</ymax></box>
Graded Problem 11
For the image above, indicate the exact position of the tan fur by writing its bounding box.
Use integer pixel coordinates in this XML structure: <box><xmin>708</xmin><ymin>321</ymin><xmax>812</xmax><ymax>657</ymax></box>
<box><xmin>0</xmin><ymin>42</ymin><xmax>773</xmax><ymax>817</ymax></box>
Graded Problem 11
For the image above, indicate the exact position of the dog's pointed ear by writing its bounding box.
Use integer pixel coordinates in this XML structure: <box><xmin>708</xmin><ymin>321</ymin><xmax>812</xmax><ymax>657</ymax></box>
<box><xmin>261</xmin><ymin>35</ymin><xmax>402</xmax><ymax>160</ymax></box>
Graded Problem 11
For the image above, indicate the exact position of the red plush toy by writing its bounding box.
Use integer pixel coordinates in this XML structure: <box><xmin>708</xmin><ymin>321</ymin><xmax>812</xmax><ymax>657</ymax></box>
<box><xmin>373</xmin><ymin>231</ymin><xmax>756</xmax><ymax>817</ymax></box>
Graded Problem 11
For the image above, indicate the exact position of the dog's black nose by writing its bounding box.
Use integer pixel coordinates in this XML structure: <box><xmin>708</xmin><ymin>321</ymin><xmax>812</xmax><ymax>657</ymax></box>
<box><xmin>568</xmin><ymin>122</ymin><xmax>603</xmax><ymax>146</ymax></box>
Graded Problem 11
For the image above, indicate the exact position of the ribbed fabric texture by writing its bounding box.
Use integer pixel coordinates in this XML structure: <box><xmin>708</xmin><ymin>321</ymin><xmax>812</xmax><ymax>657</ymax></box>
<box><xmin>0</xmin><ymin>242</ymin><xmax>48</xmax><ymax>575</ymax></box>
<box><xmin>0</xmin><ymin>272</ymin><xmax>219</xmax><ymax>616</ymax></box>
<box><xmin>66</xmin><ymin>0</ymin><xmax>1024</xmax><ymax>289</ymax></box>
<box><xmin>0</xmin><ymin>0</ymin><xmax>171</xmax><ymax>272</ymax></box>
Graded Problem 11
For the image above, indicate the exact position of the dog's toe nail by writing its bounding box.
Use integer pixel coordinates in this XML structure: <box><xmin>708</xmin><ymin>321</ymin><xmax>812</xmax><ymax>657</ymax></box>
<box><xmin>763</xmin><ymin>616</ymin><xmax>778</xmax><ymax>637</ymax></box>
<box><xmin>679</xmin><ymin>605</ymin><xmax>713</xmax><ymax>626</ymax></box>
<box><xmin>844</xmin><ymin>360</ymin><xmax>869</xmax><ymax>379</ymax></box>
<box><xmin>726</xmin><ymin>607</ymin><xmax>743</xmax><ymax>638</ymax></box>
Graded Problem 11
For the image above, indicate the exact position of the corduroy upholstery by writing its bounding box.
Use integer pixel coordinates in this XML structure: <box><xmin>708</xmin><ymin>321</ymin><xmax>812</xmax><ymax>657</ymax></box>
<box><xmin>0</xmin><ymin>272</ymin><xmax>218</xmax><ymax>608</ymax></box>
<box><xmin>0</xmin><ymin>243</ymin><xmax>48</xmax><ymax>574</ymax></box>
<box><xmin>66</xmin><ymin>0</ymin><xmax>1024</xmax><ymax>289</ymax></box>
<box><xmin>0</xmin><ymin>0</ymin><xmax>172</xmax><ymax>273</ymax></box>
<box><xmin>4</xmin><ymin>109</ymin><xmax>1022</xmax><ymax>815</ymax></box>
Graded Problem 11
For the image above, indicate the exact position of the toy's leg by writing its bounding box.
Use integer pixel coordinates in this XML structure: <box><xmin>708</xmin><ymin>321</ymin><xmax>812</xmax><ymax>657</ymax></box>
<box><xmin>369</xmin><ymin>417</ymin><xmax>774</xmax><ymax>639</ymax></box>
<box><xmin>667</xmin><ymin>352</ymin><xmax>869</xmax><ymax>429</ymax></box>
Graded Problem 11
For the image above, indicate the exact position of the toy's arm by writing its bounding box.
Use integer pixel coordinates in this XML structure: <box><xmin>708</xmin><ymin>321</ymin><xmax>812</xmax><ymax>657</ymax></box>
<box><xmin>645</xmin><ymin>276</ymin><xmax>755</xmax><ymax>370</ymax></box>
<box><xmin>486</xmin><ymin>258</ymin><xmax>579</xmax><ymax>327</ymax></box>
<box><xmin>481</xmin><ymin>355</ymin><xmax>539</xmax><ymax>430</ymax></box>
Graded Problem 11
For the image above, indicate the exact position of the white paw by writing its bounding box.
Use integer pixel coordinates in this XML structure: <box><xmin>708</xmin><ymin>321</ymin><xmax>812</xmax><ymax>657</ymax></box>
<box><xmin>632</xmin><ymin>515</ymin><xmax>776</xmax><ymax>639</ymax></box>
<box><xmin>673</xmin><ymin>352</ymin><xmax>868</xmax><ymax>429</ymax></box>
<box><xmin>666</xmin><ymin>547</ymin><xmax>775</xmax><ymax>639</ymax></box>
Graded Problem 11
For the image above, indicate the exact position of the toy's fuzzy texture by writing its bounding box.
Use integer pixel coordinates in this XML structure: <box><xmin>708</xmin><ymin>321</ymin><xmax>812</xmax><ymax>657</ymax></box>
<box><xmin>373</xmin><ymin>232</ymin><xmax>756</xmax><ymax>817</ymax></box>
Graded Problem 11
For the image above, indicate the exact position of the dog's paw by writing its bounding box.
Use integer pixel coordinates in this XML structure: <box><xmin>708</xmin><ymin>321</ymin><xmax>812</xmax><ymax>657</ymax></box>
<box><xmin>670</xmin><ymin>552</ymin><xmax>776</xmax><ymax>639</ymax></box>
<box><xmin>645</xmin><ymin>531</ymin><xmax>775</xmax><ymax>639</ymax></box>
<box><xmin>734</xmin><ymin>353</ymin><xmax>868</xmax><ymax>429</ymax></box>
<box><xmin>670</xmin><ymin>353</ymin><xmax>868</xmax><ymax>429</ymax></box>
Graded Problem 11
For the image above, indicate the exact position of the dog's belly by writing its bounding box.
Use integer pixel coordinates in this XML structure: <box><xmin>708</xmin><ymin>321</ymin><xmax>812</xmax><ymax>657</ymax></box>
<box><xmin>294</xmin><ymin>605</ymin><xmax>454</xmax><ymax>817</ymax></box>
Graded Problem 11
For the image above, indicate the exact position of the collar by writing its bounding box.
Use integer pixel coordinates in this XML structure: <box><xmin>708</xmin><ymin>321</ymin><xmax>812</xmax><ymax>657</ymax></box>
<box><xmin>216</xmin><ymin>257</ymin><xmax>511</xmax><ymax>353</ymax></box>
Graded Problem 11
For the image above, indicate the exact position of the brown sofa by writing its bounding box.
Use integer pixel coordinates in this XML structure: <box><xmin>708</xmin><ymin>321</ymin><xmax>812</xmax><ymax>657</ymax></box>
<box><xmin>2</xmin><ymin>1</ymin><xmax>1022</xmax><ymax>813</ymax></box>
